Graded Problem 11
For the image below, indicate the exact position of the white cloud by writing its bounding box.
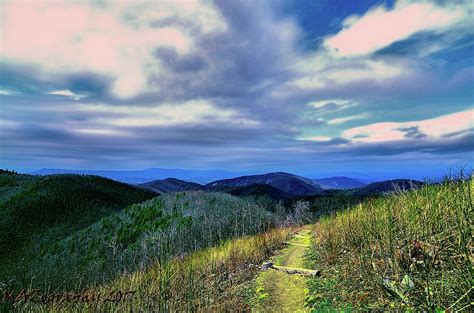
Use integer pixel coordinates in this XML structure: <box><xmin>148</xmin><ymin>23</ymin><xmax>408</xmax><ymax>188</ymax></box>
<box><xmin>328</xmin><ymin>113</ymin><xmax>370</xmax><ymax>125</ymax></box>
<box><xmin>0</xmin><ymin>119</ymin><xmax>20</xmax><ymax>128</ymax></box>
<box><xmin>309</xmin><ymin>99</ymin><xmax>353</xmax><ymax>109</ymax></box>
<box><xmin>46</xmin><ymin>89</ymin><xmax>87</xmax><ymax>101</ymax></box>
<box><xmin>324</xmin><ymin>1</ymin><xmax>471</xmax><ymax>57</ymax></box>
<box><xmin>292</xmin><ymin>76</ymin><xmax>326</xmax><ymax>90</ymax></box>
<box><xmin>289</xmin><ymin>52</ymin><xmax>411</xmax><ymax>90</ymax></box>
<box><xmin>300</xmin><ymin>136</ymin><xmax>332</xmax><ymax>141</ymax></box>
<box><xmin>326</xmin><ymin>60</ymin><xmax>404</xmax><ymax>83</ymax></box>
<box><xmin>0</xmin><ymin>89</ymin><xmax>18</xmax><ymax>96</ymax></box>
<box><xmin>73</xmin><ymin>128</ymin><xmax>129</xmax><ymax>137</ymax></box>
<box><xmin>0</xmin><ymin>0</ymin><xmax>225</xmax><ymax>98</ymax></box>
<box><xmin>343</xmin><ymin>109</ymin><xmax>474</xmax><ymax>143</ymax></box>
<box><xmin>56</xmin><ymin>100</ymin><xmax>260</xmax><ymax>128</ymax></box>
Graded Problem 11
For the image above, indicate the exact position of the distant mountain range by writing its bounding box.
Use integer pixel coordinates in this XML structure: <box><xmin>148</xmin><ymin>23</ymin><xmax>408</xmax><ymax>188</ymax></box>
<box><xmin>141</xmin><ymin>178</ymin><xmax>205</xmax><ymax>193</ymax></box>
<box><xmin>138</xmin><ymin>172</ymin><xmax>424</xmax><ymax>200</ymax></box>
<box><xmin>206</xmin><ymin>172</ymin><xmax>322</xmax><ymax>195</ymax></box>
<box><xmin>31</xmin><ymin>168</ymin><xmax>250</xmax><ymax>184</ymax></box>
<box><xmin>225</xmin><ymin>184</ymin><xmax>292</xmax><ymax>201</ymax></box>
<box><xmin>312</xmin><ymin>176</ymin><xmax>367</xmax><ymax>189</ymax></box>
<box><xmin>30</xmin><ymin>167</ymin><xmax>452</xmax><ymax>185</ymax></box>
<box><xmin>31</xmin><ymin>168</ymin><xmax>425</xmax><ymax>199</ymax></box>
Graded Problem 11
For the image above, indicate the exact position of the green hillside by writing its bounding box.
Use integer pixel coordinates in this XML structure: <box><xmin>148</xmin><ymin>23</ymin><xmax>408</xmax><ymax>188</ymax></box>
<box><xmin>1</xmin><ymin>190</ymin><xmax>279</xmax><ymax>294</ymax></box>
<box><xmin>0</xmin><ymin>169</ymin><xmax>37</xmax><ymax>203</ymax></box>
<box><xmin>0</xmin><ymin>171</ymin><xmax>157</xmax><ymax>284</ymax></box>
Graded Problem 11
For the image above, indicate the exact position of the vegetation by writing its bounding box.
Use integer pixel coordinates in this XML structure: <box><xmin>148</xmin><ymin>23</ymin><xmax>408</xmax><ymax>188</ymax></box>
<box><xmin>21</xmin><ymin>227</ymin><xmax>294</xmax><ymax>312</ymax></box>
<box><xmin>0</xmin><ymin>169</ymin><xmax>37</xmax><ymax>203</ymax></box>
<box><xmin>0</xmin><ymin>172</ymin><xmax>157</xmax><ymax>295</ymax></box>
<box><xmin>1</xmin><ymin>190</ymin><xmax>281</xmax><ymax>296</ymax></box>
<box><xmin>1</xmin><ymin>169</ymin><xmax>471</xmax><ymax>311</ymax></box>
<box><xmin>0</xmin><ymin>173</ymin><xmax>157</xmax><ymax>254</ymax></box>
<box><xmin>306</xmin><ymin>175</ymin><xmax>473</xmax><ymax>311</ymax></box>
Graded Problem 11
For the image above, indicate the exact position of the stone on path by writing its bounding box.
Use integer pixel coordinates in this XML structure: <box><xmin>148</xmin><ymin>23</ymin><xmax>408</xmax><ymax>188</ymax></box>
<box><xmin>261</xmin><ymin>262</ymin><xmax>274</xmax><ymax>270</ymax></box>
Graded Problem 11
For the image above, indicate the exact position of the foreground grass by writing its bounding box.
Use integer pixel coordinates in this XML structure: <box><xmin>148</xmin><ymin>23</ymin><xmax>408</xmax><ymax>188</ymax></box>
<box><xmin>15</xmin><ymin>227</ymin><xmax>293</xmax><ymax>312</ymax></box>
<box><xmin>306</xmin><ymin>177</ymin><xmax>473</xmax><ymax>311</ymax></box>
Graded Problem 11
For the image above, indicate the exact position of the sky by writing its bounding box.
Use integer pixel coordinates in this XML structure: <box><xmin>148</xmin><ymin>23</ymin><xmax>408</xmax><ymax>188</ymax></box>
<box><xmin>0</xmin><ymin>0</ymin><xmax>473</xmax><ymax>177</ymax></box>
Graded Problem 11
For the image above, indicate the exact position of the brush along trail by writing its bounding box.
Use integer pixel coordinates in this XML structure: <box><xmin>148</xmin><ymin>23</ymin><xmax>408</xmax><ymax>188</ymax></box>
<box><xmin>254</xmin><ymin>226</ymin><xmax>316</xmax><ymax>312</ymax></box>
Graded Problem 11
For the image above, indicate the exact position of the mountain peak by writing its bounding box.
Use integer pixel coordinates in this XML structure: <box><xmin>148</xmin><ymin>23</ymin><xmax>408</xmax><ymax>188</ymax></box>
<box><xmin>206</xmin><ymin>172</ymin><xmax>322</xmax><ymax>195</ymax></box>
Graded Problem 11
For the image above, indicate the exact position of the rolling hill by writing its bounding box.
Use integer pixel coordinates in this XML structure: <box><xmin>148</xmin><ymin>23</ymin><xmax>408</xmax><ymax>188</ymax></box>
<box><xmin>0</xmin><ymin>171</ymin><xmax>157</xmax><ymax>254</ymax></box>
<box><xmin>2</xmin><ymin>190</ymin><xmax>278</xmax><ymax>292</ymax></box>
<box><xmin>313</xmin><ymin>176</ymin><xmax>367</xmax><ymax>189</ymax></box>
<box><xmin>31</xmin><ymin>167</ymin><xmax>249</xmax><ymax>184</ymax></box>
<box><xmin>352</xmin><ymin>179</ymin><xmax>424</xmax><ymax>196</ymax></box>
<box><xmin>226</xmin><ymin>183</ymin><xmax>292</xmax><ymax>201</ymax></box>
<box><xmin>139</xmin><ymin>178</ymin><xmax>293</xmax><ymax>201</ymax></box>
<box><xmin>140</xmin><ymin>178</ymin><xmax>205</xmax><ymax>193</ymax></box>
<box><xmin>206</xmin><ymin>172</ymin><xmax>323</xmax><ymax>195</ymax></box>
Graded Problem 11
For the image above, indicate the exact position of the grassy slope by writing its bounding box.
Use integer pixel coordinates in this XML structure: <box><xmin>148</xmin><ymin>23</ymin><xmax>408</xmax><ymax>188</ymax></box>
<box><xmin>306</xmin><ymin>178</ymin><xmax>473</xmax><ymax>311</ymax></box>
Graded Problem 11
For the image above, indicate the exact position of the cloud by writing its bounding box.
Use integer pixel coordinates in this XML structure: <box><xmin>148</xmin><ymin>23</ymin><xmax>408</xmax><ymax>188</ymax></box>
<box><xmin>0</xmin><ymin>0</ymin><xmax>224</xmax><ymax>98</ymax></box>
<box><xmin>0</xmin><ymin>88</ymin><xmax>18</xmax><ymax>96</ymax></box>
<box><xmin>46</xmin><ymin>89</ymin><xmax>88</xmax><ymax>101</ymax></box>
<box><xmin>397</xmin><ymin>126</ymin><xmax>427</xmax><ymax>139</ymax></box>
<box><xmin>325</xmin><ymin>60</ymin><xmax>405</xmax><ymax>83</ymax></box>
<box><xmin>299</xmin><ymin>136</ymin><xmax>350</xmax><ymax>145</ymax></box>
<box><xmin>309</xmin><ymin>99</ymin><xmax>354</xmax><ymax>109</ymax></box>
<box><xmin>343</xmin><ymin>109</ymin><xmax>474</xmax><ymax>143</ymax></box>
<box><xmin>0</xmin><ymin>0</ymin><xmax>472</xmax><ymax>173</ymax></box>
<box><xmin>303</xmin><ymin>136</ymin><xmax>332</xmax><ymax>141</ymax></box>
<box><xmin>346</xmin><ymin>131</ymin><xmax>474</xmax><ymax>156</ymax></box>
<box><xmin>81</xmin><ymin>100</ymin><xmax>259</xmax><ymax>127</ymax></box>
<box><xmin>328</xmin><ymin>113</ymin><xmax>370</xmax><ymax>125</ymax></box>
<box><xmin>285</xmin><ymin>49</ymin><xmax>417</xmax><ymax>95</ymax></box>
<box><xmin>324</xmin><ymin>1</ymin><xmax>471</xmax><ymax>57</ymax></box>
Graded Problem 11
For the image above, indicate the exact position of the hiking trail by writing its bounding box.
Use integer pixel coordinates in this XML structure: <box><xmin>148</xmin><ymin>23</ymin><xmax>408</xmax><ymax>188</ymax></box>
<box><xmin>254</xmin><ymin>226</ymin><xmax>315</xmax><ymax>312</ymax></box>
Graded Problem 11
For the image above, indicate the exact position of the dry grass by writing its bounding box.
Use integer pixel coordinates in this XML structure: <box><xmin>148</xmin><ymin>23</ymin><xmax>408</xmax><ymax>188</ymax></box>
<box><xmin>20</xmin><ymin>227</ymin><xmax>294</xmax><ymax>312</ymax></box>
<box><xmin>307</xmin><ymin>176</ymin><xmax>473</xmax><ymax>310</ymax></box>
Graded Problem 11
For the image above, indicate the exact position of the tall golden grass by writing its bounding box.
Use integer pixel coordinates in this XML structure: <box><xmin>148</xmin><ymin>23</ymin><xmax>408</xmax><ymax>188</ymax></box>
<box><xmin>21</xmin><ymin>227</ymin><xmax>294</xmax><ymax>312</ymax></box>
<box><xmin>310</xmin><ymin>176</ymin><xmax>472</xmax><ymax>310</ymax></box>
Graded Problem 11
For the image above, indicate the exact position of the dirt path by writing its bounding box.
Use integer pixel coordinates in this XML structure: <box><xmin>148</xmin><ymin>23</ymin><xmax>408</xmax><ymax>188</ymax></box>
<box><xmin>254</xmin><ymin>226</ymin><xmax>313</xmax><ymax>312</ymax></box>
